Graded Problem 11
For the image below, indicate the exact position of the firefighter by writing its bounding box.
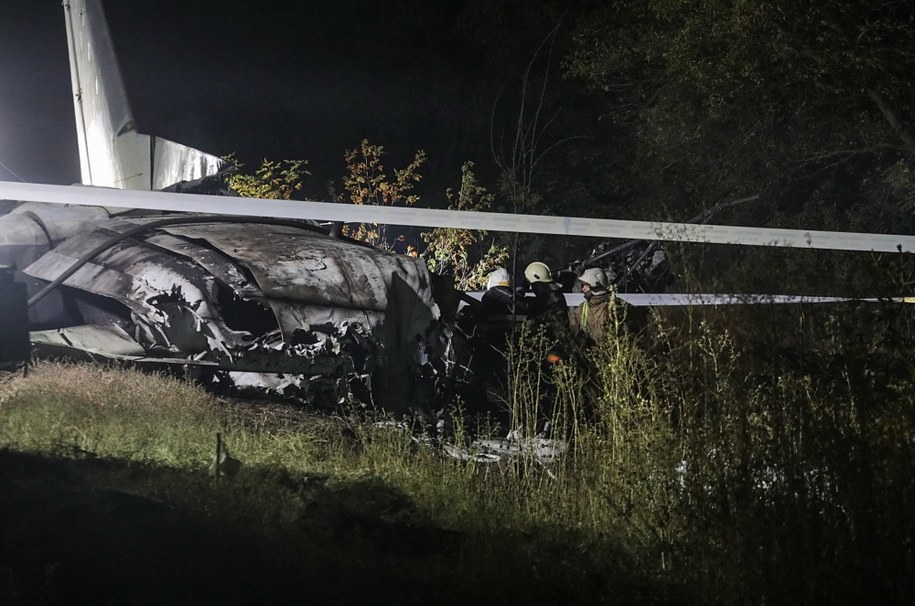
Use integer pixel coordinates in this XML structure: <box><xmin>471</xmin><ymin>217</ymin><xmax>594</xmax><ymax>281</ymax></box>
<box><xmin>569</xmin><ymin>267</ymin><xmax>614</xmax><ymax>340</ymax></box>
<box><xmin>519</xmin><ymin>261</ymin><xmax>569</xmax><ymax>374</ymax></box>
<box><xmin>523</xmin><ymin>261</ymin><xmax>567</xmax><ymax>320</ymax></box>
<box><xmin>461</xmin><ymin>268</ymin><xmax>528</xmax><ymax>410</ymax></box>
<box><xmin>471</xmin><ymin>268</ymin><xmax>526</xmax><ymax>369</ymax></box>
<box><xmin>481</xmin><ymin>267</ymin><xmax>527</xmax><ymax>317</ymax></box>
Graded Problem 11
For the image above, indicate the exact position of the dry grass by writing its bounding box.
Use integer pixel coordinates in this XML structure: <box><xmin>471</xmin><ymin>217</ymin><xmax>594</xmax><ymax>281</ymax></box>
<box><xmin>1</xmin><ymin>295</ymin><xmax>913</xmax><ymax>606</ymax></box>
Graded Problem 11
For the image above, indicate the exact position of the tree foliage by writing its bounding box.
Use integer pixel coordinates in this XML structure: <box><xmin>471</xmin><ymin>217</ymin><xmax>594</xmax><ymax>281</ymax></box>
<box><xmin>330</xmin><ymin>139</ymin><xmax>426</xmax><ymax>248</ymax></box>
<box><xmin>561</xmin><ymin>0</ymin><xmax>915</xmax><ymax>292</ymax></box>
<box><xmin>564</xmin><ymin>1</ymin><xmax>915</xmax><ymax>205</ymax></box>
<box><xmin>422</xmin><ymin>162</ymin><xmax>509</xmax><ymax>290</ymax></box>
<box><xmin>226</xmin><ymin>156</ymin><xmax>310</xmax><ymax>200</ymax></box>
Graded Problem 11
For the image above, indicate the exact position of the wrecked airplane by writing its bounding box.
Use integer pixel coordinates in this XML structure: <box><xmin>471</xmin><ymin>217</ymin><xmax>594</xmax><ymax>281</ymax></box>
<box><xmin>0</xmin><ymin>0</ymin><xmax>440</xmax><ymax>411</ymax></box>
<box><xmin>5</xmin><ymin>206</ymin><xmax>439</xmax><ymax>409</ymax></box>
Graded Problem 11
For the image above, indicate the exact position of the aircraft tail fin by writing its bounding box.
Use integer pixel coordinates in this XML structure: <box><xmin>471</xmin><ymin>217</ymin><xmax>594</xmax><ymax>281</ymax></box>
<box><xmin>63</xmin><ymin>0</ymin><xmax>226</xmax><ymax>190</ymax></box>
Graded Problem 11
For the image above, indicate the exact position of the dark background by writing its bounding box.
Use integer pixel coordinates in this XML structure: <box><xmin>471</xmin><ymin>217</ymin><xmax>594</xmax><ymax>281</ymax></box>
<box><xmin>0</xmin><ymin>1</ymin><xmax>571</xmax><ymax>200</ymax></box>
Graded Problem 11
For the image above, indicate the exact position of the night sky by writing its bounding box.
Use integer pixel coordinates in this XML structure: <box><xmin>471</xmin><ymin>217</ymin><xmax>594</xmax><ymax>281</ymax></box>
<box><xmin>1</xmin><ymin>1</ymin><xmax>549</xmax><ymax>198</ymax></box>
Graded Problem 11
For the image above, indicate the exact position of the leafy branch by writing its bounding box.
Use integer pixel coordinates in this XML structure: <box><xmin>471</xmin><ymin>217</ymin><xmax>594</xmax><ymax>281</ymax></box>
<box><xmin>421</xmin><ymin>162</ymin><xmax>508</xmax><ymax>290</ymax></box>
<box><xmin>225</xmin><ymin>155</ymin><xmax>310</xmax><ymax>200</ymax></box>
<box><xmin>330</xmin><ymin>139</ymin><xmax>426</xmax><ymax>248</ymax></box>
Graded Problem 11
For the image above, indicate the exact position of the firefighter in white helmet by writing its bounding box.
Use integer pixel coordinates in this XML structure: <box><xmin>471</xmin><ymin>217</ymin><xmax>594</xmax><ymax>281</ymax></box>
<box><xmin>463</xmin><ymin>267</ymin><xmax>529</xmax><ymax>407</ymax></box>
<box><xmin>569</xmin><ymin>267</ymin><xmax>613</xmax><ymax>339</ymax></box>
<box><xmin>523</xmin><ymin>261</ymin><xmax>567</xmax><ymax>320</ymax></box>
<box><xmin>481</xmin><ymin>267</ymin><xmax>527</xmax><ymax>316</ymax></box>
<box><xmin>487</xmin><ymin>267</ymin><xmax>512</xmax><ymax>290</ymax></box>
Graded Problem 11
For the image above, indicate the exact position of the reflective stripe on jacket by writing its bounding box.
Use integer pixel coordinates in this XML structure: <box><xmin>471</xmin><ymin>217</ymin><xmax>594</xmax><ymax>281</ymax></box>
<box><xmin>569</xmin><ymin>292</ymin><xmax>611</xmax><ymax>339</ymax></box>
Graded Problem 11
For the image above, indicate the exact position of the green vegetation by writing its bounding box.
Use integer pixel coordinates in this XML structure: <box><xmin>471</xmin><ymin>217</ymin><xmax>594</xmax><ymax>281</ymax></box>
<box><xmin>330</xmin><ymin>139</ymin><xmax>426</xmax><ymax>248</ymax></box>
<box><xmin>226</xmin><ymin>156</ymin><xmax>310</xmax><ymax>200</ymax></box>
<box><xmin>421</xmin><ymin>161</ymin><xmax>509</xmax><ymax>290</ymax></box>
<box><xmin>2</xmin><ymin>294</ymin><xmax>913</xmax><ymax>604</ymax></box>
<box><xmin>229</xmin><ymin>147</ymin><xmax>510</xmax><ymax>290</ymax></box>
<box><xmin>557</xmin><ymin>0</ymin><xmax>915</xmax><ymax>293</ymax></box>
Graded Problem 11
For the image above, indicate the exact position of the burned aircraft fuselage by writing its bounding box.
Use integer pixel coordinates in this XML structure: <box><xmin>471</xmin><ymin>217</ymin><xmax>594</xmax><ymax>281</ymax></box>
<box><xmin>1</xmin><ymin>201</ymin><xmax>439</xmax><ymax>409</ymax></box>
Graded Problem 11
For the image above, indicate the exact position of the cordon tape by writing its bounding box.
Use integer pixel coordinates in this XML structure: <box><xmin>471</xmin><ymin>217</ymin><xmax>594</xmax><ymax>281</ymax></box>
<box><xmin>2</xmin><ymin>181</ymin><xmax>915</xmax><ymax>254</ymax></box>
<box><xmin>3</xmin><ymin>182</ymin><xmax>913</xmax><ymax>305</ymax></box>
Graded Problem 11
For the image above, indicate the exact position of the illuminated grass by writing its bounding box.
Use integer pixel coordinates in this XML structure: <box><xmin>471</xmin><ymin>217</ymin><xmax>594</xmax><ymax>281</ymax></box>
<box><xmin>0</xmin><ymin>361</ymin><xmax>651</xmax><ymax>604</ymax></box>
<box><xmin>1</xmin><ymin>295</ymin><xmax>913</xmax><ymax>606</ymax></box>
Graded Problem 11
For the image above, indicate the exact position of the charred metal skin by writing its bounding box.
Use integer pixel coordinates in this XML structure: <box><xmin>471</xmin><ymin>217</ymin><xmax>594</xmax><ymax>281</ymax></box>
<box><xmin>0</xmin><ymin>198</ymin><xmax>693</xmax><ymax>415</ymax></box>
<box><xmin>0</xmin><ymin>202</ymin><xmax>439</xmax><ymax>410</ymax></box>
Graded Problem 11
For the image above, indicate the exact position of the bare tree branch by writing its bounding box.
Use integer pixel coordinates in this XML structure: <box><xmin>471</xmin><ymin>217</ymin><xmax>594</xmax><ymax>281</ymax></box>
<box><xmin>867</xmin><ymin>88</ymin><xmax>915</xmax><ymax>151</ymax></box>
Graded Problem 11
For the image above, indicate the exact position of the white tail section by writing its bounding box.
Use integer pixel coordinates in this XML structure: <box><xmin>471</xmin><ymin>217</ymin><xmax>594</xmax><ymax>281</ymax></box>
<box><xmin>63</xmin><ymin>0</ymin><xmax>225</xmax><ymax>190</ymax></box>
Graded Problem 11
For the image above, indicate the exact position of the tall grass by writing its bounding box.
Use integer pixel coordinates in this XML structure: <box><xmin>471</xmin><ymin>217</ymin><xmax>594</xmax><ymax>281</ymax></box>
<box><xmin>1</xmin><ymin>295</ymin><xmax>913</xmax><ymax>604</ymax></box>
<box><xmin>469</xmin><ymin>296</ymin><xmax>914</xmax><ymax>604</ymax></box>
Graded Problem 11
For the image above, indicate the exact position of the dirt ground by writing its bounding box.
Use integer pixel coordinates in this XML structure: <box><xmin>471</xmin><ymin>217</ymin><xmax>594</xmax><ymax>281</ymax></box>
<box><xmin>0</xmin><ymin>449</ymin><xmax>492</xmax><ymax>605</ymax></box>
<box><xmin>0</xmin><ymin>451</ymin><xmax>332</xmax><ymax>604</ymax></box>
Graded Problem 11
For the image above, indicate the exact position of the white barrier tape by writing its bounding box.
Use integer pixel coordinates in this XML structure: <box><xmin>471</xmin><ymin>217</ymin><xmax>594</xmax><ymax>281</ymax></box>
<box><xmin>467</xmin><ymin>292</ymin><xmax>913</xmax><ymax>307</ymax></box>
<box><xmin>593</xmin><ymin>293</ymin><xmax>913</xmax><ymax>307</ymax></box>
<box><xmin>2</xmin><ymin>181</ymin><xmax>915</xmax><ymax>253</ymax></box>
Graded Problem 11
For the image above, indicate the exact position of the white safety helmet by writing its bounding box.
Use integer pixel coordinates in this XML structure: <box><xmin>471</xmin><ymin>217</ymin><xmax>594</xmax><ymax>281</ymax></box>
<box><xmin>524</xmin><ymin>261</ymin><xmax>552</xmax><ymax>284</ymax></box>
<box><xmin>578</xmin><ymin>267</ymin><xmax>609</xmax><ymax>292</ymax></box>
<box><xmin>487</xmin><ymin>267</ymin><xmax>512</xmax><ymax>290</ymax></box>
